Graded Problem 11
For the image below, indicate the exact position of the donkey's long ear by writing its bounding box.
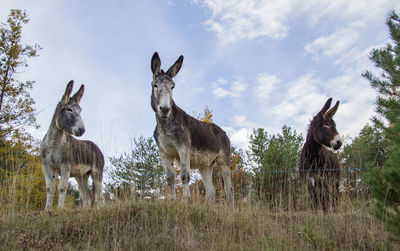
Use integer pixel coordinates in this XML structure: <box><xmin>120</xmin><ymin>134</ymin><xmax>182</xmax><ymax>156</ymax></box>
<box><xmin>325</xmin><ymin>100</ymin><xmax>339</xmax><ymax>118</ymax></box>
<box><xmin>62</xmin><ymin>80</ymin><xmax>74</xmax><ymax>103</ymax></box>
<box><xmin>166</xmin><ymin>55</ymin><xmax>183</xmax><ymax>79</ymax></box>
<box><xmin>151</xmin><ymin>52</ymin><xmax>161</xmax><ymax>78</ymax></box>
<box><xmin>71</xmin><ymin>84</ymin><xmax>85</xmax><ymax>104</ymax></box>
<box><xmin>319</xmin><ymin>98</ymin><xmax>332</xmax><ymax>118</ymax></box>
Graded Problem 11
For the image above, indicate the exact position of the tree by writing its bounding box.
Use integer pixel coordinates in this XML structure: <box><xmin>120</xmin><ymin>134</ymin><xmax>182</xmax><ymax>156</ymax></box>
<box><xmin>106</xmin><ymin>136</ymin><xmax>164</xmax><ymax>200</ymax></box>
<box><xmin>230</xmin><ymin>146</ymin><xmax>251</xmax><ymax>201</ymax></box>
<box><xmin>362</xmin><ymin>10</ymin><xmax>400</xmax><ymax>244</ymax></box>
<box><xmin>248</xmin><ymin>125</ymin><xmax>304</xmax><ymax>208</ymax></box>
<box><xmin>197</xmin><ymin>106</ymin><xmax>213</xmax><ymax>123</ymax></box>
<box><xmin>0</xmin><ymin>9</ymin><xmax>41</xmax><ymax>143</ymax></box>
<box><xmin>341</xmin><ymin>123</ymin><xmax>388</xmax><ymax>198</ymax></box>
<box><xmin>247</xmin><ymin>128</ymin><xmax>269</xmax><ymax>167</ymax></box>
<box><xmin>0</xmin><ymin>10</ymin><xmax>44</xmax><ymax>211</ymax></box>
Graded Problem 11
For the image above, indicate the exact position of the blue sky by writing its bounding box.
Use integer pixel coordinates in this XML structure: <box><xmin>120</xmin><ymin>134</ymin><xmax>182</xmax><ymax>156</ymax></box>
<box><xmin>1</xmin><ymin>0</ymin><xmax>399</xmax><ymax>159</ymax></box>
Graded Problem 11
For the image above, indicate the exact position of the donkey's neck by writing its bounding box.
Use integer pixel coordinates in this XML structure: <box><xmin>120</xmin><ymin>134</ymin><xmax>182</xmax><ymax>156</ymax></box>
<box><xmin>44</xmin><ymin>110</ymin><xmax>68</xmax><ymax>144</ymax></box>
<box><xmin>304</xmin><ymin>133</ymin><xmax>322</xmax><ymax>159</ymax></box>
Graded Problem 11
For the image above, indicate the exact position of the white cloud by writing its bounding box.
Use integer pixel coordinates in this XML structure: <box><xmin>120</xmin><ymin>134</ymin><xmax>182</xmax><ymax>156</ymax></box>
<box><xmin>210</xmin><ymin>77</ymin><xmax>247</xmax><ymax>99</ymax></box>
<box><xmin>270</xmin><ymin>74</ymin><xmax>327</xmax><ymax>126</ymax></box>
<box><xmin>231</xmin><ymin>115</ymin><xmax>260</xmax><ymax>128</ymax></box>
<box><xmin>195</xmin><ymin>0</ymin><xmax>399</xmax><ymax>44</ymax></box>
<box><xmin>304</xmin><ymin>24</ymin><xmax>361</xmax><ymax>60</ymax></box>
<box><xmin>199</xmin><ymin>0</ymin><xmax>293</xmax><ymax>43</ymax></box>
<box><xmin>254</xmin><ymin>73</ymin><xmax>280</xmax><ymax>100</ymax></box>
<box><xmin>231</xmin><ymin>81</ymin><xmax>246</xmax><ymax>93</ymax></box>
<box><xmin>223</xmin><ymin>127</ymin><xmax>251</xmax><ymax>149</ymax></box>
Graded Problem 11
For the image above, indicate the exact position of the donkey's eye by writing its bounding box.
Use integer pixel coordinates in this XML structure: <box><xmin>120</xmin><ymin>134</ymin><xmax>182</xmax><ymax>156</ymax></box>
<box><xmin>66</xmin><ymin>108</ymin><xmax>73</xmax><ymax>113</ymax></box>
<box><xmin>323</xmin><ymin>124</ymin><xmax>330</xmax><ymax>128</ymax></box>
<box><xmin>153</xmin><ymin>84</ymin><xmax>158</xmax><ymax>88</ymax></box>
<box><xmin>171</xmin><ymin>86</ymin><xmax>174</xmax><ymax>90</ymax></box>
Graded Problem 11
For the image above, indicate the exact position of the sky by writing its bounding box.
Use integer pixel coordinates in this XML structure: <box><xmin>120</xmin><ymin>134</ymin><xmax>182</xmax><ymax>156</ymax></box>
<box><xmin>1</xmin><ymin>0</ymin><xmax>400</xmax><ymax>161</ymax></box>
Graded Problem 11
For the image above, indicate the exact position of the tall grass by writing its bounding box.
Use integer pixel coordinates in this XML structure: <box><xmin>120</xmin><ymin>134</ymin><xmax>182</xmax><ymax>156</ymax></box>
<box><xmin>0</xmin><ymin>195</ymin><xmax>395</xmax><ymax>250</ymax></box>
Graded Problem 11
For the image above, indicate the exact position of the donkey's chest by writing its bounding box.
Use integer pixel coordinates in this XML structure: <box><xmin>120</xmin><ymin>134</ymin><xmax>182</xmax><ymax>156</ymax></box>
<box><xmin>157</xmin><ymin>134</ymin><xmax>180</xmax><ymax>157</ymax></box>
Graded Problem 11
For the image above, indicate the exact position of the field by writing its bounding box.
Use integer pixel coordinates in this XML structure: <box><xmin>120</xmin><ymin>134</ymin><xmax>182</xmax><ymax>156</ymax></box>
<box><xmin>0</xmin><ymin>197</ymin><xmax>394</xmax><ymax>250</ymax></box>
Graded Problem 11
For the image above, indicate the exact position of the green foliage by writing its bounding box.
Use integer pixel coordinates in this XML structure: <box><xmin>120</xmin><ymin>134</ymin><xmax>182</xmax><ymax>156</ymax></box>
<box><xmin>341</xmin><ymin>123</ymin><xmax>388</xmax><ymax>198</ymax></box>
<box><xmin>0</xmin><ymin>9</ymin><xmax>45</xmax><ymax>212</ymax></box>
<box><xmin>0</xmin><ymin>9</ymin><xmax>41</xmax><ymax>142</ymax></box>
<box><xmin>299</xmin><ymin>220</ymin><xmax>336</xmax><ymax>249</ymax></box>
<box><xmin>0</xmin><ymin>140</ymin><xmax>45</xmax><ymax>211</ymax></box>
<box><xmin>106</xmin><ymin>136</ymin><xmax>164</xmax><ymax>200</ymax></box>
<box><xmin>362</xmin><ymin>10</ymin><xmax>400</xmax><ymax>244</ymax></box>
<box><xmin>248</xmin><ymin>125</ymin><xmax>304</xmax><ymax>208</ymax></box>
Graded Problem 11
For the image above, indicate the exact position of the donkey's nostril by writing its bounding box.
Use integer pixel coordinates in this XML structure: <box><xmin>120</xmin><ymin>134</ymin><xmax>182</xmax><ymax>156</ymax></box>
<box><xmin>77</xmin><ymin>127</ymin><xmax>85</xmax><ymax>136</ymax></box>
<box><xmin>160</xmin><ymin>106</ymin><xmax>170</xmax><ymax>116</ymax></box>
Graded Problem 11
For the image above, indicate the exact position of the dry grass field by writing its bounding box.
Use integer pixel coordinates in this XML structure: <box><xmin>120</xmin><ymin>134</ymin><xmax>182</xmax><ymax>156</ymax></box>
<box><xmin>0</xmin><ymin>197</ymin><xmax>395</xmax><ymax>250</ymax></box>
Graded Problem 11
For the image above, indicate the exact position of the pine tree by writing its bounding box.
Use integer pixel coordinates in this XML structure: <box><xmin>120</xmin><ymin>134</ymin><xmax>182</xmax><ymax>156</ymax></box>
<box><xmin>106</xmin><ymin>136</ymin><xmax>164</xmax><ymax>200</ymax></box>
<box><xmin>362</xmin><ymin>10</ymin><xmax>400</xmax><ymax>243</ymax></box>
<box><xmin>341</xmin><ymin>123</ymin><xmax>387</xmax><ymax>198</ymax></box>
<box><xmin>248</xmin><ymin>125</ymin><xmax>303</xmax><ymax>206</ymax></box>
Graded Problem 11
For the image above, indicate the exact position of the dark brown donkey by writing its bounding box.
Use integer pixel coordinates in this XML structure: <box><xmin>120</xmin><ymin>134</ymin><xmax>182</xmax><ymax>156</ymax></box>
<box><xmin>299</xmin><ymin>98</ymin><xmax>342</xmax><ymax>212</ymax></box>
<box><xmin>40</xmin><ymin>81</ymin><xmax>104</xmax><ymax>210</ymax></box>
<box><xmin>150</xmin><ymin>52</ymin><xmax>233</xmax><ymax>206</ymax></box>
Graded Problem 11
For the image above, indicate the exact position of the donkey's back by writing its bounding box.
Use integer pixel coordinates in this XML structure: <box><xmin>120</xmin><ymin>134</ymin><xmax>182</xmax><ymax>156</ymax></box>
<box><xmin>182</xmin><ymin>107</ymin><xmax>230</xmax><ymax>155</ymax></box>
<box><xmin>65</xmin><ymin>136</ymin><xmax>104</xmax><ymax>177</ymax></box>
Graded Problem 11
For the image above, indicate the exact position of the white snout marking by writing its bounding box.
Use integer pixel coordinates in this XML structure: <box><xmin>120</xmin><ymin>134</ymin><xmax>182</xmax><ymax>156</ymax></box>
<box><xmin>330</xmin><ymin>134</ymin><xmax>342</xmax><ymax>147</ymax></box>
<box><xmin>159</xmin><ymin>93</ymin><xmax>171</xmax><ymax>116</ymax></box>
<box><xmin>160</xmin><ymin>93</ymin><xmax>170</xmax><ymax>108</ymax></box>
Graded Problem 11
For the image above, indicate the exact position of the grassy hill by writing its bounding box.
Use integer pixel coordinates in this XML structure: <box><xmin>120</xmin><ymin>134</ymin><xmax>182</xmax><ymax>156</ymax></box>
<box><xmin>0</xmin><ymin>199</ymin><xmax>394</xmax><ymax>250</ymax></box>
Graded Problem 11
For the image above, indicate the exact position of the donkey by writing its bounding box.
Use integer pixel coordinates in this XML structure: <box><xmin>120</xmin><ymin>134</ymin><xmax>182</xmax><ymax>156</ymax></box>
<box><xmin>40</xmin><ymin>81</ymin><xmax>104</xmax><ymax>210</ymax></box>
<box><xmin>150</xmin><ymin>52</ymin><xmax>234</xmax><ymax>206</ymax></box>
<box><xmin>299</xmin><ymin>98</ymin><xmax>342</xmax><ymax>212</ymax></box>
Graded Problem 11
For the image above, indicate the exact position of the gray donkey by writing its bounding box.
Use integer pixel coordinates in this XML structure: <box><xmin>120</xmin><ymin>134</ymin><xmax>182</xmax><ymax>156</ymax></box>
<box><xmin>40</xmin><ymin>81</ymin><xmax>104</xmax><ymax>210</ymax></box>
<box><xmin>150</xmin><ymin>52</ymin><xmax>234</xmax><ymax>206</ymax></box>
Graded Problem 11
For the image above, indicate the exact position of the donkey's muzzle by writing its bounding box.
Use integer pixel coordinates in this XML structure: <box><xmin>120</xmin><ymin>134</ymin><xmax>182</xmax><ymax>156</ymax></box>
<box><xmin>332</xmin><ymin>141</ymin><xmax>342</xmax><ymax>150</ymax></box>
<box><xmin>74</xmin><ymin>127</ymin><xmax>85</xmax><ymax>137</ymax></box>
<box><xmin>331</xmin><ymin>134</ymin><xmax>342</xmax><ymax>150</ymax></box>
<box><xmin>159</xmin><ymin>106</ymin><xmax>170</xmax><ymax>118</ymax></box>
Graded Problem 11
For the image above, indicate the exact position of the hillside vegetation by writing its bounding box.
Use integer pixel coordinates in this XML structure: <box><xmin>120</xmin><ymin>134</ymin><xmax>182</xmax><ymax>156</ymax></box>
<box><xmin>0</xmin><ymin>199</ymin><xmax>393</xmax><ymax>250</ymax></box>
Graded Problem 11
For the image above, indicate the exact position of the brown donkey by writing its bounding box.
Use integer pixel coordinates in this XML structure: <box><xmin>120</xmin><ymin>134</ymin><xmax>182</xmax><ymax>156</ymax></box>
<box><xmin>150</xmin><ymin>52</ymin><xmax>233</xmax><ymax>206</ymax></box>
<box><xmin>40</xmin><ymin>81</ymin><xmax>104</xmax><ymax>210</ymax></box>
<box><xmin>299</xmin><ymin>98</ymin><xmax>342</xmax><ymax>212</ymax></box>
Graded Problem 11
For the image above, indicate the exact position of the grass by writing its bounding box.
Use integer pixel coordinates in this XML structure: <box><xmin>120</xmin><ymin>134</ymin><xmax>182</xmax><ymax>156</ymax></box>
<box><xmin>0</xmin><ymin>198</ymin><xmax>394</xmax><ymax>250</ymax></box>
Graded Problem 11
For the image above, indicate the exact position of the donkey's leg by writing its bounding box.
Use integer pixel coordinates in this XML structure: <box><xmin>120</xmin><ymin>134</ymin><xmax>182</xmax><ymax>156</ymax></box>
<box><xmin>307</xmin><ymin>176</ymin><xmax>318</xmax><ymax>210</ymax></box>
<box><xmin>92</xmin><ymin>174</ymin><xmax>104</xmax><ymax>206</ymax></box>
<box><xmin>160</xmin><ymin>151</ymin><xmax>176</xmax><ymax>200</ymax></box>
<box><xmin>178</xmin><ymin>147</ymin><xmax>191</xmax><ymax>202</ymax></box>
<box><xmin>42</xmin><ymin>161</ymin><xmax>55</xmax><ymax>211</ymax></box>
<box><xmin>220</xmin><ymin>165</ymin><xmax>234</xmax><ymax>207</ymax></box>
<box><xmin>57</xmin><ymin>166</ymin><xmax>70</xmax><ymax>208</ymax></box>
<box><xmin>75</xmin><ymin>175</ymin><xmax>91</xmax><ymax>207</ymax></box>
<box><xmin>331</xmin><ymin>179</ymin><xmax>340</xmax><ymax>212</ymax></box>
<box><xmin>199</xmin><ymin>168</ymin><xmax>215</xmax><ymax>203</ymax></box>
<box><xmin>321</xmin><ymin>178</ymin><xmax>329</xmax><ymax>213</ymax></box>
